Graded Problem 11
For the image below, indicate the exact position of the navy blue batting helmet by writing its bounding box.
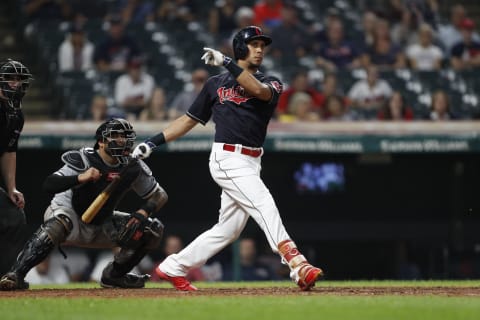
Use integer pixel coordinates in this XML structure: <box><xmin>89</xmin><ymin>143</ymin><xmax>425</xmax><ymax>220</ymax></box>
<box><xmin>233</xmin><ymin>26</ymin><xmax>272</xmax><ymax>60</ymax></box>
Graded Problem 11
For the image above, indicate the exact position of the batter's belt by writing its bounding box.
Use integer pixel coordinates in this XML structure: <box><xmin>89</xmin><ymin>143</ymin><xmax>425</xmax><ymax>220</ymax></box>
<box><xmin>222</xmin><ymin>143</ymin><xmax>263</xmax><ymax>157</ymax></box>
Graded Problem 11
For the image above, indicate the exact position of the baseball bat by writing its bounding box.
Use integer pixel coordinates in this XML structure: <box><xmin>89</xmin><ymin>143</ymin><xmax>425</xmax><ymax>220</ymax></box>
<box><xmin>81</xmin><ymin>158</ymin><xmax>137</xmax><ymax>224</ymax></box>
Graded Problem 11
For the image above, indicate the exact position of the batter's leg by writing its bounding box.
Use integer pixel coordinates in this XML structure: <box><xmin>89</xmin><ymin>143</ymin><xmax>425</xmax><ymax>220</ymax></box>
<box><xmin>211</xmin><ymin>155</ymin><xmax>323</xmax><ymax>290</ymax></box>
<box><xmin>159</xmin><ymin>190</ymin><xmax>249</xmax><ymax>277</ymax></box>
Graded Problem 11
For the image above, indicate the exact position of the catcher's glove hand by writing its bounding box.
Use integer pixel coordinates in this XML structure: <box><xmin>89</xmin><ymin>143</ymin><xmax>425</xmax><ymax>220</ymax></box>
<box><xmin>117</xmin><ymin>212</ymin><xmax>148</xmax><ymax>248</ymax></box>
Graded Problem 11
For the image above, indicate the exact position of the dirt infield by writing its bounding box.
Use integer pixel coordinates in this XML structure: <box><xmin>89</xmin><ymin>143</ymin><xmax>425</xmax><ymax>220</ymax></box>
<box><xmin>1</xmin><ymin>286</ymin><xmax>479</xmax><ymax>298</ymax></box>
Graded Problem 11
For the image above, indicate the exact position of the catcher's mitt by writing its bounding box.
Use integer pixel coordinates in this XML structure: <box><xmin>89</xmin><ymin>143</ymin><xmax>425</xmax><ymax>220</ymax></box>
<box><xmin>115</xmin><ymin>212</ymin><xmax>164</xmax><ymax>249</ymax></box>
<box><xmin>117</xmin><ymin>212</ymin><xmax>148</xmax><ymax>248</ymax></box>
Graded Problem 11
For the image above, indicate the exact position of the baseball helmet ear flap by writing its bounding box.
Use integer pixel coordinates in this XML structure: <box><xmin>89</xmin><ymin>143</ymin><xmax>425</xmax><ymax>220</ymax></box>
<box><xmin>233</xmin><ymin>26</ymin><xmax>272</xmax><ymax>60</ymax></box>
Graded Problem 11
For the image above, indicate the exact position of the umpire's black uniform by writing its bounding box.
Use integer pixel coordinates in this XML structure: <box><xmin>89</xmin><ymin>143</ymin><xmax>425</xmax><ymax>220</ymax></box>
<box><xmin>0</xmin><ymin>82</ymin><xmax>28</xmax><ymax>275</ymax></box>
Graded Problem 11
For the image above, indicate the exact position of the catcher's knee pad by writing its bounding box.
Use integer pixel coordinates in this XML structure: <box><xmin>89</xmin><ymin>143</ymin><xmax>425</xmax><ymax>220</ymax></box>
<box><xmin>44</xmin><ymin>214</ymin><xmax>73</xmax><ymax>245</ymax></box>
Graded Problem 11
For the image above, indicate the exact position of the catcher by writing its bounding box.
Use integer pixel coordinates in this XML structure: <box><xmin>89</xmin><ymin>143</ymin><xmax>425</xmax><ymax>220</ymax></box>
<box><xmin>0</xmin><ymin>118</ymin><xmax>166</xmax><ymax>290</ymax></box>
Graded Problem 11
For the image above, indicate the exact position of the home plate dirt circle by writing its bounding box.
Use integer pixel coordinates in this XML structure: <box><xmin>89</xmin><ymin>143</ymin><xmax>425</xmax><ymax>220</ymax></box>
<box><xmin>1</xmin><ymin>286</ymin><xmax>479</xmax><ymax>298</ymax></box>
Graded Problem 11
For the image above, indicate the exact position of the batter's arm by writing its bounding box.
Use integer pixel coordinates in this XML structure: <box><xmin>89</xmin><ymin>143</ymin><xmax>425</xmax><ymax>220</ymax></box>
<box><xmin>163</xmin><ymin>114</ymin><xmax>199</xmax><ymax>142</ymax></box>
<box><xmin>235</xmin><ymin>72</ymin><xmax>272</xmax><ymax>101</ymax></box>
<box><xmin>132</xmin><ymin>115</ymin><xmax>198</xmax><ymax>159</ymax></box>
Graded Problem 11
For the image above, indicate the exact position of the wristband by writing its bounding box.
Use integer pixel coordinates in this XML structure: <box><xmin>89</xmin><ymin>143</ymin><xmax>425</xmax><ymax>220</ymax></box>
<box><xmin>224</xmin><ymin>57</ymin><xmax>243</xmax><ymax>78</ymax></box>
<box><xmin>148</xmin><ymin>132</ymin><xmax>166</xmax><ymax>147</ymax></box>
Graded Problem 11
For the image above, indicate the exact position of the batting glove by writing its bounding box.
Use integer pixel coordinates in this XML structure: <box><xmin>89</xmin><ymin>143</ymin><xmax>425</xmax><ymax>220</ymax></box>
<box><xmin>201</xmin><ymin>47</ymin><xmax>229</xmax><ymax>66</ymax></box>
<box><xmin>132</xmin><ymin>142</ymin><xmax>155</xmax><ymax>159</ymax></box>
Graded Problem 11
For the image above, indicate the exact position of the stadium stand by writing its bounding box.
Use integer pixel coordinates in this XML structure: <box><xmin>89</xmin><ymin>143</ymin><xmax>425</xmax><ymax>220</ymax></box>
<box><xmin>6</xmin><ymin>0</ymin><xmax>480</xmax><ymax>121</ymax></box>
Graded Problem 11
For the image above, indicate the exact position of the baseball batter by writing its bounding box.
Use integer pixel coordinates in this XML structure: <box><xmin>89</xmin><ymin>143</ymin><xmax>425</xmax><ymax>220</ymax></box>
<box><xmin>133</xmin><ymin>26</ymin><xmax>323</xmax><ymax>291</ymax></box>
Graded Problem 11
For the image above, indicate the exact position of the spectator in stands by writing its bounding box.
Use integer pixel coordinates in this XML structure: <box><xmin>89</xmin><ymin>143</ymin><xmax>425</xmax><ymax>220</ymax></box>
<box><xmin>437</xmin><ymin>4</ymin><xmax>480</xmax><ymax>56</ymax></box>
<box><xmin>234</xmin><ymin>6</ymin><xmax>255</xmax><ymax>31</ymax></box>
<box><xmin>144</xmin><ymin>87</ymin><xmax>168</xmax><ymax>120</ymax></box>
<box><xmin>358</xmin><ymin>10</ymin><xmax>377</xmax><ymax>50</ymax></box>
<box><xmin>318</xmin><ymin>72</ymin><xmax>346</xmax><ymax>107</ymax></box>
<box><xmin>89</xmin><ymin>94</ymin><xmax>125</xmax><ymax>121</ymax></box>
<box><xmin>114</xmin><ymin>56</ymin><xmax>155</xmax><ymax>120</ymax></box>
<box><xmin>450</xmin><ymin>18</ymin><xmax>480</xmax><ymax>71</ymax></box>
<box><xmin>208</xmin><ymin>0</ymin><xmax>238</xmax><ymax>43</ymax></box>
<box><xmin>314</xmin><ymin>19</ymin><xmax>362</xmax><ymax>72</ymax></box>
<box><xmin>93</xmin><ymin>14</ymin><xmax>141</xmax><ymax>72</ymax></box>
<box><xmin>156</xmin><ymin>0</ymin><xmax>196</xmax><ymax>23</ymax></box>
<box><xmin>390</xmin><ymin>7</ymin><xmax>420</xmax><ymax>47</ymax></box>
<box><xmin>322</xmin><ymin>94</ymin><xmax>354</xmax><ymax>121</ymax></box>
<box><xmin>220</xmin><ymin>6</ymin><xmax>255</xmax><ymax>58</ymax></box>
<box><xmin>117</xmin><ymin>0</ymin><xmax>156</xmax><ymax>25</ymax></box>
<box><xmin>348</xmin><ymin>66</ymin><xmax>393</xmax><ymax>112</ymax></box>
<box><xmin>168</xmin><ymin>68</ymin><xmax>209</xmax><ymax>119</ymax></box>
<box><xmin>405</xmin><ymin>0</ymin><xmax>439</xmax><ymax>27</ymax></box>
<box><xmin>58</xmin><ymin>24</ymin><xmax>94</xmax><ymax>72</ymax></box>
<box><xmin>253</xmin><ymin>0</ymin><xmax>284</xmax><ymax>33</ymax></box>
<box><xmin>377</xmin><ymin>91</ymin><xmax>414</xmax><ymax>121</ymax></box>
<box><xmin>429</xmin><ymin>90</ymin><xmax>453</xmax><ymax>121</ymax></box>
<box><xmin>222</xmin><ymin>238</ymin><xmax>277</xmax><ymax>281</ymax></box>
<box><xmin>362</xmin><ymin>18</ymin><xmax>406</xmax><ymax>70</ymax></box>
<box><xmin>270</xmin><ymin>3</ymin><xmax>312</xmax><ymax>64</ymax></box>
<box><xmin>276</xmin><ymin>69</ymin><xmax>324</xmax><ymax>117</ymax></box>
<box><xmin>278</xmin><ymin>92</ymin><xmax>321</xmax><ymax>122</ymax></box>
<box><xmin>313</xmin><ymin>7</ymin><xmax>342</xmax><ymax>47</ymax></box>
<box><xmin>406</xmin><ymin>23</ymin><xmax>443</xmax><ymax>71</ymax></box>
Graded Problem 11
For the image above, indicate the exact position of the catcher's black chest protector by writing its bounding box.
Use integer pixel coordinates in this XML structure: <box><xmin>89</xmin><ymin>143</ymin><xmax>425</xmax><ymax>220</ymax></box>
<box><xmin>71</xmin><ymin>150</ymin><xmax>140</xmax><ymax>225</ymax></box>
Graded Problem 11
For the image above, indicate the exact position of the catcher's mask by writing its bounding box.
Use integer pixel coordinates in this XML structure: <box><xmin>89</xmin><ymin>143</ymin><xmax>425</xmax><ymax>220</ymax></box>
<box><xmin>95</xmin><ymin>118</ymin><xmax>136</xmax><ymax>164</ymax></box>
<box><xmin>233</xmin><ymin>26</ymin><xmax>272</xmax><ymax>60</ymax></box>
<box><xmin>0</xmin><ymin>59</ymin><xmax>33</xmax><ymax>106</ymax></box>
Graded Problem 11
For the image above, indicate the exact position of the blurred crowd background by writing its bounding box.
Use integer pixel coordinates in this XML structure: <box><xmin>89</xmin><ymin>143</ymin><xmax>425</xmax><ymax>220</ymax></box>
<box><xmin>2</xmin><ymin>0</ymin><xmax>480</xmax><ymax>123</ymax></box>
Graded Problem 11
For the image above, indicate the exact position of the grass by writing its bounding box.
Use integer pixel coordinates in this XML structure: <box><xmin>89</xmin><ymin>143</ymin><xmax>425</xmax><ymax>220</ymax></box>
<box><xmin>1</xmin><ymin>281</ymin><xmax>479</xmax><ymax>320</ymax></box>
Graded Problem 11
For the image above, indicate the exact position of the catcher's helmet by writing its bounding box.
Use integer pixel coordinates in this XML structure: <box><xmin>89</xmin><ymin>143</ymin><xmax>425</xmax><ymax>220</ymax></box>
<box><xmin>95</xmin><ymin>118</ymin><xmax>136</xmax><ymax>163</ymax></box>
<box><xmin>233</xmin><ymin>26</ymin><xmax>272</xmax><ymax>60</ymax></box>
<box><xmin>0</xmin><ymin>59</ymin><xmax>33</xmax><ymax>104</ymax></box>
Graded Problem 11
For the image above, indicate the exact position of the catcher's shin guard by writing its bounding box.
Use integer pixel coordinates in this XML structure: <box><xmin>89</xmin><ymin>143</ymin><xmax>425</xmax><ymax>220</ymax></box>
<box><xmin>7</xmin><ymin>215</ymin><xmax>72</xmax><ymax>280</ymax></box>
<box><xmin>278</xmin><ymin>239</ymin><xmax>323</xmax><ymax>291</ymax></box>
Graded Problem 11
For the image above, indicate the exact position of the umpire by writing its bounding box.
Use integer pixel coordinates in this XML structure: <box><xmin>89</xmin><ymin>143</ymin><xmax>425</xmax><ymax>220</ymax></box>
<box><xmin>0</xmin><ymin>59</ymin><xmax>33</xmax><ymax>274</ymax></box>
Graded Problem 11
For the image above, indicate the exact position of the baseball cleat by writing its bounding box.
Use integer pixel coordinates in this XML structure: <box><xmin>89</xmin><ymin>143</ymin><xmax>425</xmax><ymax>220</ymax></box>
<box><xmin>100</xmin><ymin>262</ymin><xmax>150</xmax><ymax>288</ymax></box>
<box><xmin>155</xmin><ymin>268</ymin><xmax>198</xmax><ymax>291</ymax></box>
<box><xmin>0</xmin><ymin>272</ymin><xmax>29</xmax><ymax>291</ymax></box>
<box><xmin>293</xmin><ymin>264</ymin><xmax>324</xmax><ymax>291</ymax></box>
<box><xmin>100</xmin><ymin>273</ymin><xmax>150</xmax><ymax>289</ymax></box>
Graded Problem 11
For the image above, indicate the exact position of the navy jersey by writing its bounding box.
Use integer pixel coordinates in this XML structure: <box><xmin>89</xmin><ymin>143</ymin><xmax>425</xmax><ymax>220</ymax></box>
<box><xmin>187</xmin><ymin>71</ymin><xmax>283</xmax><ymax>148</ymax></box>
<box><xmin>0</xmin><ymin>101</ymin><xmax>24</xmax><ymax>156</ymax></box>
